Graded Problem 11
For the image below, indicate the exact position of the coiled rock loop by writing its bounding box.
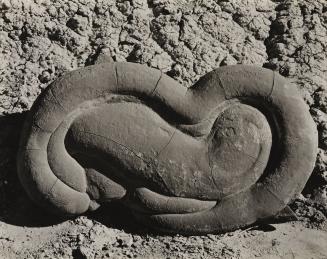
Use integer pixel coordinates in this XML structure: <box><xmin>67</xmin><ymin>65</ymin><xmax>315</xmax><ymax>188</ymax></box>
<box><xmin>17</xmin><ymin>63</ymin><xmax>318</xmax><ymax>234</ymax></box>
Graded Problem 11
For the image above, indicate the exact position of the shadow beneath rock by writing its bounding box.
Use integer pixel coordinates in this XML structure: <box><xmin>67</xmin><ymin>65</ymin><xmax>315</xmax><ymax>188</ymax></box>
<box><xmin>87</xmin><ymin>202</ymin><xmax>155</xmax><ymax>236</ymax></box>
<box><xmin>0</xmin><ymin>112</ymin><xmax>65</xmax><ymax>227</ymax></box>
<box><xmin>248</xmin><ymin>224</ymin><xmax>277</xmax><ymax>232</ymax></box>
<box><xmin>2</xmin><ymin>194</ymin><xmax>67</xmax><ymax>227</ymax></box>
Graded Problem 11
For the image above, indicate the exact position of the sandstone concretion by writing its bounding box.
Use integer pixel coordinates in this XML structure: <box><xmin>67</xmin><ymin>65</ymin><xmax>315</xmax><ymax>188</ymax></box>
<box><xmin>17</xmin><ymin>62</ymin><xmax>318</xmax><ymax>234</ymax></box>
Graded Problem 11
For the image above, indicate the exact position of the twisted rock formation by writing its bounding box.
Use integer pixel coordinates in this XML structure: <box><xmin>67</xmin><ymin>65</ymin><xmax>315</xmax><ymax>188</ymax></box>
<box><xmin>17</xmin><ymin>62</ymin><xmax>318</xmax><ymax>234</ymax></box>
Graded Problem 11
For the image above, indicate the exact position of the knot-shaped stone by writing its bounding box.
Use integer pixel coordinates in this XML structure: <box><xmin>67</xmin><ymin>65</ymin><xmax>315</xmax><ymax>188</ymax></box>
<box><xmin>17</xmin><ymin>63</ymin><xmax>318</xmax><ymax>234</ymax></box>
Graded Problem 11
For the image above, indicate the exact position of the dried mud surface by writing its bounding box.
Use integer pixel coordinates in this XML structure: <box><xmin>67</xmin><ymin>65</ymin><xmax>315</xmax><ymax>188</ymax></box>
<box><xmin>0</xmin><ymin>0</ymin><xmax>327</xmax><ymax>258</ymax></box>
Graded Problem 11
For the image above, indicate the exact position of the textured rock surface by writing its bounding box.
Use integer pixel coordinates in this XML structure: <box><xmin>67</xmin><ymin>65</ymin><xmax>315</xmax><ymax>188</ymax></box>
<box><xmin>1</xmin><ymin>0</ymin><xmax>327</xmax><ymax>257</ymax></box>
<box><xmin>17</xmin><ymin>62</ymin><xmax>318</xmax><ymax>234</ymax></box>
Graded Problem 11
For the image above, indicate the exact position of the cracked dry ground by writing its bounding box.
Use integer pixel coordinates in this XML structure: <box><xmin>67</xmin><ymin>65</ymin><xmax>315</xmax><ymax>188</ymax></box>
<box><xmin>0</xmin><ymin>0</ymin><xmax>327</xmax><ymax>258</ymax></box>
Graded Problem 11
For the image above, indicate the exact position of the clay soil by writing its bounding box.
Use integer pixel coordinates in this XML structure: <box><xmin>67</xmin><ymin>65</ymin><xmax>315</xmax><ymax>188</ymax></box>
<box><xmin>1</xmin><ymin>0</ymin><xmax>327</xmax><ymax>258</ymax></box>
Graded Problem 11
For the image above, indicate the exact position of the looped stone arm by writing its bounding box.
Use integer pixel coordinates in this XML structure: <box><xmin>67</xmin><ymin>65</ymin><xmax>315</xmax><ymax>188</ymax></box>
<box><xmin>17</xmin><ymin>62</ymin><xmax>318</xmax><ymax>234</ymax></box>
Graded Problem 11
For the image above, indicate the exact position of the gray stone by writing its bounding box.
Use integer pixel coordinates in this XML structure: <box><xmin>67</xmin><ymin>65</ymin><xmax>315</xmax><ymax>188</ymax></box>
<box><xmin>17</xmin><ymin>62</ymin><xmax>318</xmax><ymax>234</ymax></box>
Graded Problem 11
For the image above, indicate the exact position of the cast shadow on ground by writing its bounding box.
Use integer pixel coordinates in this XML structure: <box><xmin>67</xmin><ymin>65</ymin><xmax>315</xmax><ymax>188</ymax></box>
<box><xmin>0</xmin><ymin>112</ymin><xmax>61</xmax><ymax>227</ymax></box>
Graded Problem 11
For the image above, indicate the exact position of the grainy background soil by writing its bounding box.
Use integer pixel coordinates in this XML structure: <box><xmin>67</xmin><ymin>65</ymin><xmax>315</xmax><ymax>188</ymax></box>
<box><xmin>0</xmin><ymin>0</ymin><xmax>327</xmax><ymax>258</ymax></box>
